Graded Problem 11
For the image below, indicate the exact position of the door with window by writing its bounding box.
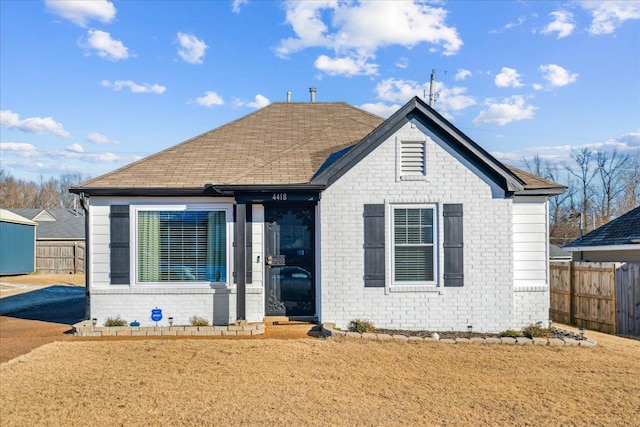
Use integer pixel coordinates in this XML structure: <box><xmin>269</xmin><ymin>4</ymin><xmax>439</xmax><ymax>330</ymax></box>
<box><xmin>264</xmin><ymin>205</ymin><xmax>315</xmax><ymax>317</ymax></box>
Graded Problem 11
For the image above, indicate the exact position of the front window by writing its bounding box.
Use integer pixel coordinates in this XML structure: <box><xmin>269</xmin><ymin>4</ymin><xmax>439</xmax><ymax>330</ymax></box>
<box><xmin>393</xmin><ymin>206</ymin><xmax>436</xmax><ymax>284</ymax></box>
<box><xmin>136</xmin><ymin>208</ymin><xmax>228</xmax><ymax>284</ymax></box>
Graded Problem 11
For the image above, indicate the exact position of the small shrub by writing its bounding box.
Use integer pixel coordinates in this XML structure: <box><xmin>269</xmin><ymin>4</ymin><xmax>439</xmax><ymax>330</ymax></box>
<box><xmin>522</xmin><ymin>324</ymin><xmax>548</xmax><ymax>338</ymax></box>
<box><xmin>348</xmin><ymin>319</ymin><xmax>375</xmax><ymax>333</ymax></box>
<box><xmin>499</xmin><ymin>329</ymin><xmax>521</xmax><ymax>338</ymax></box>
<box><xmin>190</xmin><ymin>316</ymin><xmax>210</xmax><ymax>327</ymax></box>
<box><xmin>104</xmin><ymin>315</ymin><xmax>127</xmax><ymax>327</ymax></box>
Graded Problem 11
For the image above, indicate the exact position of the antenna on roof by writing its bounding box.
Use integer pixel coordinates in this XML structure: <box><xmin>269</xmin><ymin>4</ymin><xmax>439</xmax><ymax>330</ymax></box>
<box><xmin>429</xmin><ymin>69</ymin><xmax>436</xmax><ymax>108</ymax></box>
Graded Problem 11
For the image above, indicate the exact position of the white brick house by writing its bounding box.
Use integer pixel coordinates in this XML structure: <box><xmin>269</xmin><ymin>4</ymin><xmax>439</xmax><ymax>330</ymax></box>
<box><xmin>72</xmin><ymin>96</ymin><xmax>564</xmax><ymax>332</ymax></box>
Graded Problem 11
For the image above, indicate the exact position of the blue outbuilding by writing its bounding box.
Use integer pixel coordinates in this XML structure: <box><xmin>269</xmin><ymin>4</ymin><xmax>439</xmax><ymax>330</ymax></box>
<box><xmin>0</xmin><ymin>209</ymin><xmax>37</xmax><ymax>276</ymax></box>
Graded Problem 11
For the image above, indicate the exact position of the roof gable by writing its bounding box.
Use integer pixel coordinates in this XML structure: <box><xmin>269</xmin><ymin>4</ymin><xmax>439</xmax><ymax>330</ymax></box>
<box><xmin>564</xmin><ymin>206</ymin><xmax>640</xmax><ymax>248</ymax></box>
<box><xmin>313</xmin><ymin>97</ymin><xmax>526</xmax><ymax>193</ymax></box>
<box><xmin>0</xmin><ymin>209</ymin><xmax>37</xmax><ymax>226</ymax></box>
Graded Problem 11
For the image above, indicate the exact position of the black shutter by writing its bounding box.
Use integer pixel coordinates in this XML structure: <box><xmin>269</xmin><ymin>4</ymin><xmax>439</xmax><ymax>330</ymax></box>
<box><xmin>443</xmin><ymin>204</ymin><xmax>463</xmax><ymax>287</ymax></box>
<box><xmin>110</xmin><ymin>205</ymin><xmax>130</xmax><ymax>285</ymax></box>
<box><xmin>364</xmin><ymin>204</ymin><xmax>385</xmax><ymax>287</ymax></box>
<box><xmin>245</xmin><ymin>204</ymin><xmax>252</xmax><ymax>284</ymax></box>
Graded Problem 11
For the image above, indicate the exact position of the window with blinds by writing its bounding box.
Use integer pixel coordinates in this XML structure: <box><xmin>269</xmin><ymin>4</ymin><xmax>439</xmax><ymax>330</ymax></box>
<box><xmin>400</xmin><ymin>141</ymin><xmax>425</xmax><ymax>175</ymax></box>
<box><xmin>137</xmin><ymin>210</ymin><xmax>226</xmax><ymax>283</ymax></box>
<box><xmin>393</xmin><ymin>207</ymin><xmax>435</xmax><ymax>282</ymax></box>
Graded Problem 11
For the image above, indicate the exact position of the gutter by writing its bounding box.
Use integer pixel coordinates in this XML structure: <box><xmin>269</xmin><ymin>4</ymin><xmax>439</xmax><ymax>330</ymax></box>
<box><xmin>69</xmin><ymin>184</ymin><xmax>326</xmax><ymax>197</ymax></box>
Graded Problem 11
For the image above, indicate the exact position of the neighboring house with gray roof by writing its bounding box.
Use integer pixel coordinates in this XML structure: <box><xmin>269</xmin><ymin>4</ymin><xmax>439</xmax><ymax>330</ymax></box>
<box><xmin>71</xmin><ymin>96</ymin><xmax>564</xmax><ymax>332</ymax></box>
<box><xmin>564</xmin><ymin>206</ymin><xmax>640</xmax><ymax>262</ymax></box>
<box><xmin>8</xmin><ymin>209</ymin><xmax>85</xmax><ymax>273</ymax></box>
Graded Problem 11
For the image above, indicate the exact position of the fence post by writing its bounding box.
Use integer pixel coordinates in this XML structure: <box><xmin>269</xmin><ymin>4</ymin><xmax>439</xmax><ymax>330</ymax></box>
<box><xmin>568</xmin><ymin>261</ymin><xmax>574</xmax><ymax>326</ymax></box>
<box><xmin>612</xmin><ymin>263</ymin><xmax>617</xmax><ymax>334</ymax></box>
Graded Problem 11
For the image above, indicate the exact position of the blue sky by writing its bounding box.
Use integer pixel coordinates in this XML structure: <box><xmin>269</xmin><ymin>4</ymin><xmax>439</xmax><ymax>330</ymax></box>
<box><xmin>1</xmin><ymin>0</ymin><xmax>639</xmax><ymax>182</ymax></box>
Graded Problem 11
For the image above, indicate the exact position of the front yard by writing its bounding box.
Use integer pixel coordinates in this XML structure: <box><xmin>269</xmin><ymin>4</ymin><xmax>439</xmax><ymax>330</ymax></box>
<box><xmin>1</xmin><ymin>329</ymin><xmax>639</xmax><ymax>426</ymax></box>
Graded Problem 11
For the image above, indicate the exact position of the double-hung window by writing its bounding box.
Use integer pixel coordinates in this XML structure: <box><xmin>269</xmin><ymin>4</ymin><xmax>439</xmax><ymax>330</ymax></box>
<box><xmin>134</xmin><ymin>205</ymin><xmax>230</xmax><ymax>285</ymax></box>
<box><xmin>392</xmin><ymin>206</ymin><xmax>437</xmax><ymax>284</ymax></box>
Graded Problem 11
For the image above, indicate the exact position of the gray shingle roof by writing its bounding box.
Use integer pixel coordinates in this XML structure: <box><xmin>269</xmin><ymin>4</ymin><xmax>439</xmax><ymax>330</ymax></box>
<box><xmin>78</xmin><ymin>102</ymin><xmax>384</xmax><ymax>188</ymax></box>
<box><xmin>8</xmin><ymin>209</ymin><xmax>85</xmax><ymax>240</ymax></box>
<box><xmin>564</xmin><ymin>206</ymin><xmax>640</xmax><ymax>248</ymax></box>
<box><xmin>72</xmin><ymin>99</ymin><xmax>563</xmax><ymax>194</ymax></box>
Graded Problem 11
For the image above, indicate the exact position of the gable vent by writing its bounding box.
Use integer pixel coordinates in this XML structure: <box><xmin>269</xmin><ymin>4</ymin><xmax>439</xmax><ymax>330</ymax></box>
<box><xmin>401</xmin><ymin>141</ymin><xmax>425</xmax><ymax>174</ymax></box>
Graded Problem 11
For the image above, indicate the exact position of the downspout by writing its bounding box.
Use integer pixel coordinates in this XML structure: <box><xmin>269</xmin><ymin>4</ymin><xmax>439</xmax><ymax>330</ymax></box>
<box><xmin>79</xmin><ymin>192</ymin><xmax>90</xmax><ymax>319</ymax></box>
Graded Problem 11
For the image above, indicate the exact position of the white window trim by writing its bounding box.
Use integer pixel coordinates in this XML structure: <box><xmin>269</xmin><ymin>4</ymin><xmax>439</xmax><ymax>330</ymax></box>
<box><xmin>130</xmin><ymin>203</ymin><xmax>234</xmax><ymax>288</ymax></box>
<box><xmin>390</xmin><ymin>204</ymin><xmax>439</xmax><ymax>288</ymax></box>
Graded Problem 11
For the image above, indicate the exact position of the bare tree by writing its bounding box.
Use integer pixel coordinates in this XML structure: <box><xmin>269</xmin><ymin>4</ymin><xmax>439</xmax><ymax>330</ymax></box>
<box><xmin>564</xmin><ymin>148</ymin><xmax>598</xmax><ymax>234</ymax></box>
<box><xmin>595</xmin><ymin>150</ymin><xmax>630</xmax><ymax>225</ymax></box>
<box><xmin>618</xmin><ymin>153</ymin><xmax>640</xmax><ymax>215</ymax></box>
<box><xmin>0</xmin><ymin>170</ymin><xmax>90</xmax><ymax>209</ymax></box>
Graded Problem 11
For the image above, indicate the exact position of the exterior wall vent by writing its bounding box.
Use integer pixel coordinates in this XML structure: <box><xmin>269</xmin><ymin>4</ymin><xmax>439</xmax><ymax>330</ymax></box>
<box><xmin>400</xmin><ymin>141</ymin><xmax>425</xmax><ymax>175</ymax></box>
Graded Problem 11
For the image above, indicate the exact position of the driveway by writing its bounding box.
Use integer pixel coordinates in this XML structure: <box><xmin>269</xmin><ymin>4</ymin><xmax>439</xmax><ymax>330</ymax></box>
<box><xmin>0</xmin><ymin>289</ymin><xmax>85</xmax><ymax>363</ymax></box>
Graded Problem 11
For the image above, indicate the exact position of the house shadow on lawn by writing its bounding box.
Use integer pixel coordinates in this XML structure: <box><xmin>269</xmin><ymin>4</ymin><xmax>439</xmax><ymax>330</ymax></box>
<box><xmin>0</xmin><ymin>286</ymin><xmax>85</xmax><ymax>326</ymax></box>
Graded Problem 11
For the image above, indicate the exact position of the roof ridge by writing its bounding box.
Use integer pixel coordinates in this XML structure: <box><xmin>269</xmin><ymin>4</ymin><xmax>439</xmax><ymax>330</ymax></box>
<box><xmin>224</xmin><ymin>111</ymin><xmax>369</xmax><ymax>184</ymax></box>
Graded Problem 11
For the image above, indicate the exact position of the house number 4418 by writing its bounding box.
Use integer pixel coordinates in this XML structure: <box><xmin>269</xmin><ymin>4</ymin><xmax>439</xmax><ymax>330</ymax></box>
<box><xmin>272</xmin><ymin>193</ymin><xmax>288</xmax><ymax>201</ymax></box>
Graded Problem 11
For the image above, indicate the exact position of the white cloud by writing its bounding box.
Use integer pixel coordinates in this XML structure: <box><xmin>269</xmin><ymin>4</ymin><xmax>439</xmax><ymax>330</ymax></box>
<box><xmin>580</xmin><ymin>1</ymin><xmax>640</xmax><ymax>35</ymax></box>
<box><xmin>246</xmin><ymin>94</ymin><xmax>270</xmax><ymax>109</ymax></box>
<box><xmin>66</xmin><ymin>143</ymin><xmax>84</xmax><ymax>153</ymax></box>
<box><xmin>0</xmin><ymin>110</ymin><xmax>70</xmax><ymax>137</ymax></box>
<box><xmin>473</xmin><ymin>96</ymin><xmax>536</xmax><ymax>126</ymax></box>
<box><xmin>45</xmin><ymin>0</ymin><xmax>116</xmax><ymax>27</ymax></box>
<box><xmin>372</xmin><ymin>78</ymin><xmax>475</xmax><ymax>114</ymax></box>
<box><xmin>82</xmin><ymin>30</ymin><xmax>129</xmax><ymax>61</ymax></box>
<box><xmin>533</xmin><ymin>83</ymin><xmax>544</xmax><ymax>91</ymax></box>
<box><xmin>541</xmin><ymin>11</ymin><xmax>575</xmax><ymax>38</ymax></box>
<box><xmin>454</xmin><ymin>69</ymin><xmax>472</xmax><ymax>81</ymax></box>
<box><xmin>359</xmin><ymin>102</ymin><xmax>401</xmax><ymax>118</ymax></box>
<box><xmin>58</xmin><ymin>150</ymin><xmax>121</xmax><ymax>163</ymax></box>
<box><xmin>87</xmin><ymin>132</ymin><xmax>109</xmax><ymax>144</ymax></box>
<box><xmin>435</xmin><ymin>85</ymin><xmax>476</xmax><ymax>112</ymax></box>
<box><xmin>194</xmin><ymin>91</ymin><xmax>224</xmax><ymax>107</ymax></box>
<box><xmin>276</xmin><ymin>1</ymin><xmax>462</xmax><ymax>76</ymax></box>
<box><xmin>493</xmin><ymin>130</ymin><xmax>640</xmax><ymax>168</ymax></box>
<box><xmin>494</xmin><ymin>67</ymin><xmax>523</xmax><ymax>88</ymax></box>
<box><xmin>490</xmin><ymin>16</ymin><xmax>526</xmax><ymax>34</ymax></box>
<box><xmin>314</xmin><ymin>55</ymin><xmax>378</xmax><ymax>76</ymax></box>
<box><xmin>395</xmin><ymin>57</ymin><xmax>409</xmax><ymax>69</ymax></box>
<box><xmin>101</xmin><ymin>80</ymin><xmax>166</xmax><ymax>94</ymax></box>
<box><xmin>232</xmin><ymin>0</ymin><xmax>248</xmax><ymax>14</ymax></box>
<box><xmin>539</xmin><ymin>64</ymin><xmax>578</xmax><ymax>87</ymax></box>
<box><xmin>0</xmin><ymin>142</ymin><xmax>38</xmax><ymax>158</ymax></box>
<box><xmin>176</xmin><ymin>32</ymin><xmax>208</xmax><ymax>64</ymax></box>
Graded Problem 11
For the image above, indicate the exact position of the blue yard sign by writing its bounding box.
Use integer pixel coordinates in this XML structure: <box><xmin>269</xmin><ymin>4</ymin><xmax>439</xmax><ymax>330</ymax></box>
<box><xmin>151</xmin><ymin>308</ymin><xmax>162</xmax><ymax>323</ymax></box>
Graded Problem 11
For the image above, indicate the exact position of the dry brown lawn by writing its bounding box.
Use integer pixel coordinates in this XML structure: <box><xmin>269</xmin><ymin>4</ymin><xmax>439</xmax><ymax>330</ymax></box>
<box><xmin>2</xmin><ymin>329</ymin><xmax>639</xmax><ymax>427</ymax></box>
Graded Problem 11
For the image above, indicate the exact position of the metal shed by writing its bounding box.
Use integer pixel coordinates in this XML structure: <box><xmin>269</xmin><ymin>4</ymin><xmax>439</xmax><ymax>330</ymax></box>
<box><xmin>0</xmin><ymin>209</ymin><xmax>37</xmax><ymax>275</ymax></box>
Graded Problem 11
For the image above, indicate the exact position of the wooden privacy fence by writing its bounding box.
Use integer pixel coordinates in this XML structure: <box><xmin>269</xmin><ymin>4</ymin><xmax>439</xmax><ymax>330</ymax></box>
<box><xmin>550</xmin><ymin>261</ymin><xmax>640</xmax><ymax>336</ymax></box>
<box><xmin>35</xmin><ymin>242</ymin><xmax>85</xmax><ymax>274</ymax></box>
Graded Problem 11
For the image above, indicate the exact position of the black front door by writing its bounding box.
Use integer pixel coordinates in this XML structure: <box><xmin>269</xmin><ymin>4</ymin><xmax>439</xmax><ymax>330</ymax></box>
<box><xmin>264</xmin><ymin>205</ymin><xmax>315</xmax><ymax>317</ymax></box>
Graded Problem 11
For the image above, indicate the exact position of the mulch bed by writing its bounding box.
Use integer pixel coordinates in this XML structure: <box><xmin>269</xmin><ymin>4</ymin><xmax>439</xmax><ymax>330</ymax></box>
<box><xmin>373</xmin><ymin>326</ymin><xmax>587</xmax><ymax>341</ymax></box>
